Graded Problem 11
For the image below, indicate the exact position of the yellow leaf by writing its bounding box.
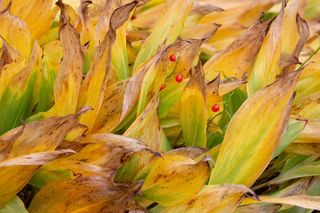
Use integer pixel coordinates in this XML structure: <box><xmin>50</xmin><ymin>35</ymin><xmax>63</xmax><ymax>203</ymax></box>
<box><xmin>218</xmin><ymin>76</ymin><xmax>247</xmax><ymax>96</ymax></box>
<box><xmin>33</xmin><ymin>40</ymin><xmax>63</xmax><ymax>112</ymax></box>
<box><xmin>78</xmin><ymin>1</ymin><xmax>138</xmax><ymax>132</ymax></box>
<box><xmin>30</xmin><ymin>158</ymin><xmax>109</xmax><ymax>188</ymax></box>
<box><xmin>80</xmin><ymin>0</ymin><xmax>117</xmax><ymax>47</ymax></box>
<box><xmin>0</xmin><ymin>150</ymin><xmax>75</xmax><ymax>167</ymax></box>
<box><xmin>162</xmin><ymin>184</ymin><xmax>257</xmax><ymax>213</ymax></box>
<box><xmin>180</xmin><ymin>23</ymin><xmax>220</xmax><ymax>40</ymax></box>
<box><xmin>28</xmin><ymin>176</ymin><xmax>144</xmax><ymax>213</ymax></box>
<box><xmin>247</xmin><ymin>7</ymin><xmax>283</xmax><ymax>95</ymax></box>
<box><xmin>281</xmin><ymin>0</ymin><xmax>306</xmax><ymax>55</ymax></box>
<box><xmin>207</xmin><ymin>27</ymin><xmax>246</xmax><ymax>51</ymax></box>
<box><xmin>53</xmin><ymin>11</ymin><xmax>84</xmax><ymax>116</ymax></box>
<box><xmin>245</xmin><ymin>195</ymin><xmax>320</xmax><ymax>211</ymax></box>
<box><xmin>136</xmin><ymin>52</ymin><xmax>168</xmax><ymax>115</ymax></box>
<box><xmin>0</xmin><ymin>62</ymin><xmax>25</xmax><ymax>99</ymax></box>
<box><xmin>2</xmin><ymin>0</ymin><xmax>58</xmax><ymax>39</ymax></box>
<box><xmin>180</xmin><ymin>65</ymin><xmax>207</xmax><ymax>147</ymax></box>
<box><xmin>198</xmin><ymin>0</ymin><xmax>275</xmax><ymax>51</ymax></box>
<box><xmin>137</xmin><ymin>154</ymin><xmax>210</xmax><ymax>206</ymax></box>
<box><xmin>235</xmin><ymin>203</ymin><xmax>280</xmax><ymax>213</ymax></box>
<box><xmin>111</xmin><ymin>18</ymin><xmax>130</xmax><ymax>80</ymax></box>
<box><xmin>0</xmin><ymin>38</ymin><xmax>22</xmax><ymax>70</ymax></box>
<box><xmin>70</xmin><ymin>133</ymin><xmax>155</xmax><ymax>171</ymax></box>
<box><xmin>295</xmin><ymin>53</ymin><xmax>320</xmax><ymax>103</ymax></box>
<box><xmin>0</xmin><ymin>112</ymin><xmax>82</xmax><ymax>160</ymax></box>
<box><xmin>131</xmin><ymin>2</ymin><xmax>165</xmax><ymax>29</ymax></box>
<box><xmin>166</xmin><ymin>147</ymin><xmax>208</xmax><ymax>159</ymax></box>
<box><xmin>0</xmin><ymin>150</ymin><xmax>73</xmax><ymax>206</ymax></box>
<box><xmin>0</xmin><ymin>43</ymin><xmax>41</xmax><ymax>133</ymax></box>
<box><xmin>248</xmin><ymin>0</ymin><xmax>309</xmax><ymax>95</ymax></box>
<box><xmin>0</xmin><ymin>8</ymin><xmax>32</xmax><ymax>58</ymax></box>
<box><xmin>204</xmin><ymin>19</ymin><xmax>269</xmax><ymax>80</ymax></box>
<box><xmin>125</xmin><ymin>94</ymin><xmax>162</xmax><ymax>151</ymax></box>
<box><xmin>199</xmin><ymin>0</ymin><xmax>275</xmax><ymax>27</ymax></box>
<box><xmin>121</xmin><ymin>51</ymin><xmax>162</xmax><ymax>121</ymax></box>
<box><xmin>296</xmin><ymin>120</ymin><xmax>320</xmax><ymax>143</ymax></box>
<box><xmin>285</xmin><ymin>143</ymin><xmax>320</xmax><ymax>155</ymax></box>
<box><xmin>167</xmin><ymin>38</ymin><xmax>216</xmax><ymax>80</ymax></box>
<box><xmin>42</xmin><ymin>40</ymin><xmax>63</xmax><ymax>74</ymax></box>
<box><xmin>94</xmin><ymin>80</ymin><xmax>129</xmax><ymax>133</ymax></box>
<box><xmin>293</xmin><ymin>93</ymin><xmax>320</xmax><ymax>119</ymax></box>
<box><xmin>210</xmin><ymin>71</ymin><xmax>301</xmax><ymax>186</ymax></box>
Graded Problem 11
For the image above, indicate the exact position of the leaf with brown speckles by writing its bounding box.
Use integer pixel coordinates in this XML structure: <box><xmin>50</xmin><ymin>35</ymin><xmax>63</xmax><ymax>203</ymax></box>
<box><xmin>28</xmin><ymin>176</ymin><xmax>144</xmax><ymax>213</ymax></box>
<box><xmin>135</xmin><ymin>154</ymin><xmax>210</xmax><ymax>206</ymax></box>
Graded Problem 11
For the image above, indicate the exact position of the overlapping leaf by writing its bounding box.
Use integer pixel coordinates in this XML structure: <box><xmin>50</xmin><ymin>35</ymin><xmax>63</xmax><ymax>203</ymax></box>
<box><xmin>0</xmin><ymin>111</ymin><xmax>83</xmax><ymax>205</ymax></box>
<box><xmin>78</xmin><ymin>1</ymin><xmax>138</xmax><ymax>132</ymax></box>
<box><xmin>135</xmin><ymin>154</ymin><xmax>210</xmax><ymax>206</ymax></box>
<box><xmin>210</xmin><ymin>71</ymin><xmax>301</xmax><ymax>186</ymax></box>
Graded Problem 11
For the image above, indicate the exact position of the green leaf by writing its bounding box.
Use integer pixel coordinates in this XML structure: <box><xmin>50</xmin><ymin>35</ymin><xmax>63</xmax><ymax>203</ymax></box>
<box><xmin>273</xmin><ymin>119</ymin><xmax>307</xmax><ymax>158</ymax></box>
<box><xmin>0</xmin><ymin>196</ymin><xmax>27</xmax><ymax>213</ymax></box>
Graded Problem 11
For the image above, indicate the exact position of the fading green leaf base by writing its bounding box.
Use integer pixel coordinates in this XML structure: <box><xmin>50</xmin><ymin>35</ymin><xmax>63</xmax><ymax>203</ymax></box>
<box><xmin>0</xmin><ymin>196</ymin><xmax>28</xmax><ymax>213</ymax></box>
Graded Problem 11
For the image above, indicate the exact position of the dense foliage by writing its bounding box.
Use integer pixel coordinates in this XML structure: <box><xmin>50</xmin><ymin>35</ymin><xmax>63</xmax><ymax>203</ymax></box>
<box><xmin>0</xmin><ymin>0</ymin><xmax>320</xmax><ymax>212</ymax></box>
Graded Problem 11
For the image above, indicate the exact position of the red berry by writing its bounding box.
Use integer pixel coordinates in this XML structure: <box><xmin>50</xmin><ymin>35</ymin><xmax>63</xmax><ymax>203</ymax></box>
<box><xmin>212</xmin><ymin>104</ymin><xmax>220</xmax><ymax>112</ymax></box>
<box><xmin>160</xmin><ymin>84</ymin><xmax>166</xmax><ymax>91</ymax></box>
<box><xmin>175</xmin><ymin>74</ymin><xmax>183</xmax><ymax>83</ymax></box>
<box><xmin>169</xmin><ymin>54</ymin><xmax>176</xmax><ymax>62</ymax></box>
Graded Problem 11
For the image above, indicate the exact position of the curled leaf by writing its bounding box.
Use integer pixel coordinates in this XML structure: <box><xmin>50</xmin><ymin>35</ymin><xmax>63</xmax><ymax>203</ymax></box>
<box><xmin>0</xmin><ymin>149</ymin><xmax>74</xmax><ymax>203</ymax></box>
<box><xmin>79</xmin><ymin>1</ymin><xmax>138</xmax><ymax>132</ymax></box>
<box><xmin>53</xmin><ymin>10</ymin><xmax>84</xmax><ymax>116</ymax></box>
<box><xmin>70</xmin><ymin>133</ymin><xmax>156</xmax><ymax>171</ymax></box>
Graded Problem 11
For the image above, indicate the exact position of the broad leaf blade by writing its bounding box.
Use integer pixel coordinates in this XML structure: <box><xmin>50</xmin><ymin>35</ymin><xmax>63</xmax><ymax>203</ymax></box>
<box><xmin>210</xmin><ymin>71</ymin><xmax>301</xmax><ymax>186</ymax></box>
<box><xmin>179</xmin><ymin>65</ymin><xmax>207</xmax><ymax>147</ymax></box>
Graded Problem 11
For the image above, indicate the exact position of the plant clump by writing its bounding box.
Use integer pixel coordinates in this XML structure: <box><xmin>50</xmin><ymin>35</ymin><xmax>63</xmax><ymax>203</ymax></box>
<box><xmin>0</xmin><ymin>0</ymin><xmax>320</xmax><ymax>212</ymax></box>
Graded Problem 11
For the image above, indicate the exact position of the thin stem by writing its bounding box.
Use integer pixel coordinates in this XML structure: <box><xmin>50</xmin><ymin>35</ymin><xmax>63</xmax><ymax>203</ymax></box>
<box><xmin>299</xmin><ymin>38</ymin><xmax>320</xmax><ymax>68</ymax></box>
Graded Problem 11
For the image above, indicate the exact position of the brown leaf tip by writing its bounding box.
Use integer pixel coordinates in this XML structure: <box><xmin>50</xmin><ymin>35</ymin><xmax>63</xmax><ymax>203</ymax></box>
<box><xmin>76</xmin><ymin>106</ymin><xmax>93</xmax><ymax>116</ymax></box>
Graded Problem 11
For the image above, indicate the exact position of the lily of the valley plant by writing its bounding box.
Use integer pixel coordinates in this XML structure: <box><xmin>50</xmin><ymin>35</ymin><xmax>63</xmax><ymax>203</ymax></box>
<box><xmin>0</xmin><ymin>0</ymin><xmax>320</xmax><ymax>212</ymax></box>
